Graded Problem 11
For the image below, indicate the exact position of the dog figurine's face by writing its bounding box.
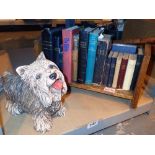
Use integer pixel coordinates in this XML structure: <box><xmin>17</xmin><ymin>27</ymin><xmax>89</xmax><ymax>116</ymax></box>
<box><xmin>16</xmin><ymin>52</ymin><xmax>67</xmax><ymax>107</ymax></box>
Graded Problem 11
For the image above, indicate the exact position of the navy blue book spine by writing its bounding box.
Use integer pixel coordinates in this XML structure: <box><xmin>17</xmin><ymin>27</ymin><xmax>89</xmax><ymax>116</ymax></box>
<box><xmin>130</xmin><ymin>54</ymin><xmax>144</xmax><ymax>90</ymax></box>
<box><xmin>93</xmin><ymin>41</ymin><xmax>107</xmax><ymax>84</ymax></box>
<box><xmin>102</xmin><ymin>55</ymin><xmax>112</xmax><ymax>86</ymax></box>
<box><xmin>77</xmin><ymin>30</ymin><xmax>89</xmax><ymax>83</ymax></box>
<box><xmin>107</xmin><ymin>56</ymin><xmax>117</xmax><ymax>87</ymax></box>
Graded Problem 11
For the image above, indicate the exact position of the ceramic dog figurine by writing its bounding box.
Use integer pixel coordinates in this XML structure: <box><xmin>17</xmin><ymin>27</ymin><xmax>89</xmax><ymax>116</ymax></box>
<box><xmin>0</xmin><ymin>52</ymin><xmax>67</xmax><ymax>133</ymax></box>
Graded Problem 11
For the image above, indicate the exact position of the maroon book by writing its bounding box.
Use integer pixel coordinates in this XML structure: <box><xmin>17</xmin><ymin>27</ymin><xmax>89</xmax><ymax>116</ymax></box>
<box><xmin>117</xmin><ymin>54</ymin><xmax>129</xmax><ymax>89</ymax></box>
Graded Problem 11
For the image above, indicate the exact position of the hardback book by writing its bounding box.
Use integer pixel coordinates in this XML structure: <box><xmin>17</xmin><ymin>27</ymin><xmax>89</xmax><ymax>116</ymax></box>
<box><xmin>85</xmin><ymin>28</ymin><xmax>104</xmax><ymax>84</ymax></box>
<box><xmin>77</xmin><ymin>27</ymin><xmax>95</xmax><ymax>83</ymax></box>
<box><xmin>72</xmin><ymin>34</ymin><xmax>79</xmax><ymax>82</ymax></box>
<box><xmin>53</xmin><ymin>35</ymin><xmax>63</xmax><ymax>71</ymax></box>
<box><xmin>112</xmin><ymin>53</ymin><xmax>124</xmax><ymax>88</ymax></box>
<box><xmin>130</xmin><ymin>48</ymin><xmax>144</xmax><ymax>90</ymax></box>
<box><xmin>107</xmin><ymin>52</ymin><xmax>119</xmax><ymax>87</ymax></box>
<box><xmin>117</xmin><ymin>53</ymin><xmax>129</xmax><ymax>89</ymax></box>
<box><xmin>41</xmin><ymin>27</ymin><xmax>62</xmax><ymax>61</ymax></box>
<box><xmin>93</xmin><ymin>34</ymin><xmax>112</xmax><ymax>85</ymax></box>
<box><xmin>122</xmin><ymin>54</ymin><xmax>137</xmax><ymax>90</ymax></box>
<box><xmin>112</xmin><ymin>43</ymin><xmax>137</xmax><ymax>54</ymax></box>
<box><xmin>102</xmin><ymin>51</ymin><xmax>114</xmax><ymax>86</ymax></box>
<box><xmin>62</xmin><ymin>26</ymin><xmax>79</xmax><ymax>83</ymax></box>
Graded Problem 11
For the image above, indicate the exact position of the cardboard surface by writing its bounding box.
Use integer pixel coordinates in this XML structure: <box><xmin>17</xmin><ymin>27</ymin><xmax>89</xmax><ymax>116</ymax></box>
<box><xmin>0</xmin><ymin>88</ymin><xmax>153</xmax><ymax>135</ymax></box>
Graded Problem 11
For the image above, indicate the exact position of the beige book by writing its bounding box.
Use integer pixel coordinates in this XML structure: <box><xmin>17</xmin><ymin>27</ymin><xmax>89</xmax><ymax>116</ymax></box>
<box><xmin>112</xmin><ymin>53</ymin><xmax>123</xmax><ymax>88</ymax></box>
<box><xmin>72</xmin><ymin>34</ymin><xmax>79</xmax><ymax>81</ymax></box>
<box><xmin>122</xmin><ymin>54</ymin><xmax>137</xmax><ymax>90</ymax></box>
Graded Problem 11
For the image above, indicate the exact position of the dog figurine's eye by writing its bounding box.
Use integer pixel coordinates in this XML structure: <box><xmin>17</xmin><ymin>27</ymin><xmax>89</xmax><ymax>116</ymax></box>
<box><xmin>36</xmin><ymin>74</ymin><xmax>42</xmax><ymax>80</ymax></box>
<box><xmin>49</xmin><ymin>64</ymin><xmax>57</xmax><ymax>69</ymax></box>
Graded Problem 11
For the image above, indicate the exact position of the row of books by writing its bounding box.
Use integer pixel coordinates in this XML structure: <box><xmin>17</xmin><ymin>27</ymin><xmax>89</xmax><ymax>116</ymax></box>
<box><xmin>41</xmin><ymin>26</ymin><xmax>144</xmax><ymax>91</ymax></box>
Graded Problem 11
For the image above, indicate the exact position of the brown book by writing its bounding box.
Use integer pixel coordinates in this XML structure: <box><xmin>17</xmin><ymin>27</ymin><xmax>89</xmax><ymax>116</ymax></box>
<box><xmin>117</xmin><ymin>53</ymin><xmax>129</xmax><ymax>89</ymax></box>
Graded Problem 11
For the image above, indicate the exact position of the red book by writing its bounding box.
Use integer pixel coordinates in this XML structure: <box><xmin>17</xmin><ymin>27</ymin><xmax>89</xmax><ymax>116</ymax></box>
<box><xmin>62</xmin><ymin>26</ymin><xmax>79</xmax><ymax>83</ymax></box>
<box><xmin>117</xmin><ymin>53</ymin><xmax>129</xmax><ymax>89</ymax></box>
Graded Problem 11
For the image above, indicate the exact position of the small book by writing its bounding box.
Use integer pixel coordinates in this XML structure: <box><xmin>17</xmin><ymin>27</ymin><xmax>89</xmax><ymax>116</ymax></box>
<box><xmin>77</xmin><ymin>27</ymin><xmax>94</xmax><ymax>83</ymax></box>
<box><xmin>117</xmin><ymin>53</ymin><xmax>129</xmax><ymax>89</ymax></box>
<box><xmin>102</xmin><ymin>51</ymin><xmax>114</xmax><ymax>86</ymax></box>
<box><xmin>112</xmin><ymin>44</ymin><xmax>137</xmax><ymax>54</ymax></box>
<box><xmin>107</xmin><ymin>52</ymin><xmax>119</xmax><ymax>87</ymax></box>
<box><xmin>122</xmin><ymin>54</ymin><xmax>137</xmax><ymax>90</ymax></box>
<box><xmin>72</xmin><ymin>34</ymin><xmax>79</xmax><ymax>82</ymax></box>
<box><xmin>85</xmin><ymin>28</ymin><xmax>104</xmax><ymax>84</ymax></box>
<box><xmin>62</xmin><ymin>26</ymin><xmax>79</xmax><ymax>83</ymax></box>
<box><xmin>112</xmin><ymin>53</ymin><xmax>124</xmax><ymax>88</ymax></box>
<box><xmin>130</xmin><ymin>48</ymin><xmax>144</xmax><ymax>90</ymax></box>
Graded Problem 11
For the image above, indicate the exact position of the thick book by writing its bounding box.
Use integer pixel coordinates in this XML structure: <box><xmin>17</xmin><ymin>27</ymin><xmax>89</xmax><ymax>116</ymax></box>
<box><xmin>117</xmin><ymin>53</ymin><xmax>129</xmax><ymax>89</ymax></box>
<box><xmin>130</xmin><ymin>48</ymin><xmax>144</xmax><ymax>90</ymax></box>
<box><xmin>122</xmin><ymin>54</ymin><xmax>137</xmax><ymax>90</ymax></box>
<box><xmin>85</xmin><ymin>28</ymin><xmax>104</xmax><ymax>84</ymax></box>
<box><xmin>41</xmin><ymin>27</ymin><xmax>62</xmax><ymax>61</ymax></box>
<box><xmin>53</xmin><ymin>35</ymin><xmax>63</xmax><ymax>71</ymax></box>
<box><xmin>102</xmin><ymin>51</ymin><xmax>114</xmax><ymax>86</ymax></box>
<box><xmin>93</xmin><ymin>34</ymin><xmax>112</xmax><ymax>85</ymax></box>
<box><xmin>107</xmin><ymin>52</ymin><xmax>119</xmax><ymax>87</ymax></box>
<box><xmin>62</xmin><ymin>26</ymin><xmax>79</xmax><ymax>83</ymax></box>
<box><xmin>112</xmin><ymin>53</ymin><xmax>124</xmax><ymax>88</ymax></box>
<box><xmin>77</xmin><ymin>27</ymin><xmax>94</xmax><ymax>83</ymax></box>
<box><xmin>112</xmin><ymin>44</ymin><xmax>137</xmax><ymax>54</ymax></box>
<box><xmin>72</xmin><ymin>34</ymin><xmax>79</xmax><ymax>82</ymax></box>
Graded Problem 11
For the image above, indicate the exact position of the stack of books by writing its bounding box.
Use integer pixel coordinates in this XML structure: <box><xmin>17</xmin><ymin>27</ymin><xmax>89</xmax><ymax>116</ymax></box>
<box><xmin>41</xmin><ymin>26</ymin><xmax>144</xmax><ymax>91</ymax></box>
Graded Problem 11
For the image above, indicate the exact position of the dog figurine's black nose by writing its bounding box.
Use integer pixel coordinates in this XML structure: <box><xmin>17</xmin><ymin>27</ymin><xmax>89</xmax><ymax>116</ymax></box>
<box><xmin>49</xmin><ymin>73</ymin><xmax>57</xmax><ymax>80</ymax></box>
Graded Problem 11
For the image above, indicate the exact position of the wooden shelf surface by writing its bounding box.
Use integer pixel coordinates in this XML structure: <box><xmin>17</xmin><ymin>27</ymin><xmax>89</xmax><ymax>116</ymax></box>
<box><xmin>70</xmin><ymin>82</ymin><xmax>133</xmax><ymax>100</ymax></box>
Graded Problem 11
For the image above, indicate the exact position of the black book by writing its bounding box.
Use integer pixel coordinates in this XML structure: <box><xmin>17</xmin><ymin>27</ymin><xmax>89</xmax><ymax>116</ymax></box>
<box><xmin>107</xmin><ymin>52</ymin><xmax>118</xmax><ymax>87</ymax></box>
<box><xmin>93</xmin><ymin>34</ymin><xmax>112</xmax><ymax>85</ymax></box>
<box><xmin>130</xmin><ymin>48</ymin><xmax>144</xmax><ymax>90</ymax></box>
<box><xmin>77</xmin><ymin>27</ymin><xmax>94</xmax><ymax>83</ymax></box>
<box><xmin>102</xmin><ymin>51</ymin><xmax>113</xmax><ymax>86</ymax></box>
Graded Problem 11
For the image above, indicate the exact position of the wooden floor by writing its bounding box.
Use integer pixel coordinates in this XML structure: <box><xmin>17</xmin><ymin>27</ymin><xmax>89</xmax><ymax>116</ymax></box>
<box><xmin>0</xmin><ymin>87</ymin><xmax>153</xmax><ymax>135</ymax></box>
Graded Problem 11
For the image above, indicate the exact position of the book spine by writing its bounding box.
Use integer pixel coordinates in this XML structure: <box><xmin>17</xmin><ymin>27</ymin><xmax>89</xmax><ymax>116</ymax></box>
<box><xmin>72</xmin><ymin>35</ymin><xmax>79</xmax><ymax>82</ymax></box>
<box><xmin>130</xmin><ymin>55</ymin><xmax>144</xmax><ymax>90</ymax></box>
<box><xmin>62</xmin><ymin>29</ymin><xmax>73</xmax><ymax>83</ymax></box>
<box><xmin>117</xmin><ymin>58</ymin><xmax>128</xmax><ymax>89</ymax></box>
<box><xmin>107</xmin><ymin>57</ymin><xmax>117</xmax><ymax>87</ymax></box>
<box><xmin>77</xmin><ymin>31</ymin><xmax>89</xmax><ymax>83</ymax></box>
<box><xmin>93</xmin><ymin>41</ymin><xmax>107</xmax><ymax>85</ymax></box>
<box><xmin>85</xmin><ymin>33</ymin><xmax>98</xmax><ymax>84</ymax></box>
<box><xmin>102</xmin><ymin>57</ymin><xmax>112</xmax><ymax>86</ymax></box>
<box><xmin>112</xmin><ymin>58</ymin><xmax>122</xmax><ymax>88</ymax></box>
<box><xmin>122</xmin><ymin>58</ymin><xmax>136</xmax><ymax>90</ymax></box>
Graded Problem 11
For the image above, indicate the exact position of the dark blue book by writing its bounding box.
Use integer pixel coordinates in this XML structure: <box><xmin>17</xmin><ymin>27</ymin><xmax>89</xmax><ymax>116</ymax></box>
<box><xmin>107</xmin><ymin>52</ymin><xmax>118</xmax><ymax>87</ymax></box>
<box><xmin>77</xmin><ymin>27</ymin><xmax>94</xmax><ymax>83</ymax></box>
<box><xmin>130</xmin><ymin>48</ymin><xmax>144</xmax><ymax>90</ymax></box>
<box><xmin>53</xmin><ymin>35</ymin><xmax>63</xmax><ymax>70</ymax></box>
<box><xmin>112</xmin><ymin>44</ymin><xmax>137</xmax><ymax>54</ymax></box>
<box><xmin>93</xmin><ymin>34</ymin><xmax>112</xmax><ymax>85</ymax></box>
<box><xmin>102</xmin><ymin>51</ymin><xmax>113</xmax><ymax>86</ymax></box>
<box><xmin>85</xmin><ymin>28</ymin><xmax>104</xmax><ymax>84</ymax></box>
<box><xmin>41</xmin><ymin>27</ymin><xmax>62</xmax><ymax>61</ymax></box>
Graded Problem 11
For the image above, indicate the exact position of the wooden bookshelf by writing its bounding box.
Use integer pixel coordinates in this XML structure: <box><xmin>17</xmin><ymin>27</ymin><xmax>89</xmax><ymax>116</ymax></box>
<box><xmin>34</xmin><ymin>39</ymin><xmax>151</xmax><ymax>108</ymax></box>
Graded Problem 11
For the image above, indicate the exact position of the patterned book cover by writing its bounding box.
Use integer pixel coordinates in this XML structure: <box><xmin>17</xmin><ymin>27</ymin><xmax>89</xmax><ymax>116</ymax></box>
<box><xmin>107</xmin><ymin>52</ymin><xmax>119</xmax><ymax>87</ymax></box>
<box><xmin>117</xmin><ymin>53</ymin><xmax>129</xmax><ymax>89</ymax></box>
<box><xmin>122</xmin><ymin>54</ymin><xmax>137</xmax><ymax>90</ymax></box>
<box><xmin>102</xmin><ymin>51</ymin><xmax>113</xmax><ymax>86</ymax></box>
<box><xmin>93</xmin><ymin>34</ymin><xmax>112</xmax><ymax>85</ymax></box>
<box><xmin>130</xmin><ymin>48</ymin><xmax>144</xmax><ymax>90</ymax></box>
<box><xmin>85</xmin><ymin>28</ymin><xmax>104</xmax><ymax>84</ymax></box>
<box><xmin>77</xmin><ymin>27</ymin><xmax>94</xmax><ymax>83</ymax></box>
<box><xmin>62</xmin><ymin>26</ymin><xmax>79</xmax><ymax>83</ymax></box>
<box><xmin>112</xmin><ymin>53</ymin><xmax>124</xmax><ymax>88</ymax></box>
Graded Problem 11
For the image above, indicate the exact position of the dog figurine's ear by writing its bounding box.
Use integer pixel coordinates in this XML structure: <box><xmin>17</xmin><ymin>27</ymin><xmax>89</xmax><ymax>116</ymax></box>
<box><xmin>16</xmin><ymin>66</ymin><xmax>28</xmax><ymax>76</ymax></box>
<box><xmin>36</xmin><ymin>52</ymin><xmax>46</xmax><ymax>61</ymax></box>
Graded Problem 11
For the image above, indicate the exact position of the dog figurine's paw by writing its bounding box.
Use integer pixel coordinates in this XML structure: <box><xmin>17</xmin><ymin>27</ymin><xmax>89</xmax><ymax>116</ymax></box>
<box><xmin>56</xmin><ymin>107</ymin><xmax>66</xmax><ymax>117</ymax></box>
